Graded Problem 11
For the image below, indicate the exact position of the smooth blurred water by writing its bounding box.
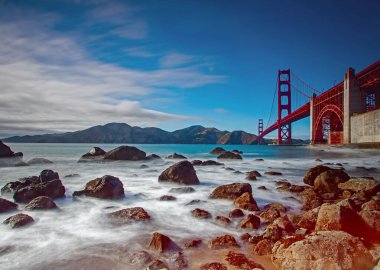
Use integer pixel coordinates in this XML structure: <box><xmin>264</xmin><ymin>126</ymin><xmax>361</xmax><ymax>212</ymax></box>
<box><xmin>0</xmin><ymin>143</ymin><xmax>379</xmax><ymax>269</ymax></box>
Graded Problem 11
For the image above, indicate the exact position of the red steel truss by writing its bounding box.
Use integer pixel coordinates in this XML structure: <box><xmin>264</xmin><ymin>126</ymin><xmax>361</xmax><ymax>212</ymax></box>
<box><xmin>277</xmin><ymin>69</ymin><xmax>292</xmax><ymax>144</ymax></box>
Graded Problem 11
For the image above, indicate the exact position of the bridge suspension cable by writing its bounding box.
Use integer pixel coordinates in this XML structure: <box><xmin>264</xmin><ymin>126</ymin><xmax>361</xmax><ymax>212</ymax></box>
<box><xmin>266</xmin><ymin>80</ymin><xmax>278</xmax><ymax>128</ymax></box>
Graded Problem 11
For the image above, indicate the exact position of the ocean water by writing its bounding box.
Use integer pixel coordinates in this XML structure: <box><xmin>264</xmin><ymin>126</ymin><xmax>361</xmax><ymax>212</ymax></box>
<box><xmin>0</xmin><ymin>143</ymin><xmax>379</xmax><ymax>269</ymax></box>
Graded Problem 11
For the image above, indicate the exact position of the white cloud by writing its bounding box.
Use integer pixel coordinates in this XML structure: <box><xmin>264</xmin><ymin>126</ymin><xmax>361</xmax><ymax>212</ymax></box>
<box><xmin>0</xmin><ymin>7</ymin><xmax>224</xmax><ymax>137</ymax></box>
<box><xmin>124</xmin><ymin>46</ymin><xmax>156</xmax><ymax>58</ymax></box>
<box><xmin>160</xmin><ymin>52</ymin><xmax>197</xmax><ymax>68</ymax></box>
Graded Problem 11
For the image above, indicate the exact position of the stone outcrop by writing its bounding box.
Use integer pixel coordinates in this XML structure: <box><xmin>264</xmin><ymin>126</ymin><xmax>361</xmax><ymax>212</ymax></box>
<box><xmin>338</xmin><ymin>178</ymin><xmax>378</xmax><ymax>193</ymax></box>
<box><xmin>314</xmin><ymin>169</ymin><xmax>350</xmax><ymax>193</ymax></box>
<box><xmin>234</xmin><ymin>192</ymin><xmax>259</xmax><ymax>211</ymax></box>
<box><xmin>0</xmin><ymin>198</ymin><xmax>18</xmax><ymax>213</ymax></box>
<box><xmin>73</xmin><ymin>175</ymin><xmax>124</xmax><ymax>199</ymax></box>
<box><xmin>303</xmin><ymin>165</ymin><xmax>330</xmax><ymax>186</ymax></box>
<box><xmin>209</xmin><ymin>183</ymin><xmax>252</xmax><ymax>200</ymax></box>
<box><xmin>25</xmin><ymin>196</ymin><xmax>58</xmax><ymax>210</ymax></box>
<box><xmin>158</xmin><ymin>161</ymin><xmax>200</xmax><ymax>185</ymax></box>
<box><xmin>149</xmin><ymin>232</ymin><xmax>181</xmax><ymax>253</ymax></box>
<box><xmin>272</xmin><ymin>231</ymin><xmax>373</xmax><ymax>270</ymax></box>
<box><xmin>104</xmin><ymin>146</ymin><xmax>146</xmax><ymax>161</ymax></box>
<box><xmin>4</xmin><ymin>213</ymin><xmax>34</xmax><ymax>228</ymax></box>
<box><xmin>217</xmin><ymin>151</ymin><xmax>242</xmax><ymax>160</ymax></box>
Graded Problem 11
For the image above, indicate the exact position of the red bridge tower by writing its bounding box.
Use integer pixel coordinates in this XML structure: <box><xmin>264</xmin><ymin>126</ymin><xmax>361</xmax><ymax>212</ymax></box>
<box><xmin>277</xmin><ymin>69</ymin><xmax>292</xmax><ymax>144</ymax></box>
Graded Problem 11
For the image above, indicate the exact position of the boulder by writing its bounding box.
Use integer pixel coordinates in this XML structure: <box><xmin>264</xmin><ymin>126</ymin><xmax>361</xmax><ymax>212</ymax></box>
<box><xmin>209</xmin><ymin>147</ymin><xmax>226</xmax><ymax>154</ymax></box>
<box><xmin>314</xmin><ymin>169</ymin><xmax>350</xmax><ymax>193</ymax></box>
<box><xmin>104</xmin><ymin>146</ymin><xmax>146</xmax><ymax>161</ymax></box>
<box><xmin>192</xmin><ymin>160</ymin><xmax>202</xmax><ymax>166</ymax></box>
<box><xmin>149</xmin><ymin>232</ymin><xmax>181</xmax><ymax>253</ymax></box>
<box><xmin>159</xmin><ymin>195</ymin><xmax>177</xmax><ymax>201</ymax></box>
<box><xmin>264</xmin><ymin>202</ymin><xmax>287</xmax><ymax>213</ymax></box>
<box><xmin>253</xmin><ymin>239</ymin><xmax>274</xmax><ymax>255</ymax></box>
<box><xmin>217</xmin><ymin>151</ymin><xmax>242</xmax><ymax>160</ymax></box>
<box><xmin>72</xmin><ymin>175</ymin><xmax>124</xmax><ymax>199</ymax></box>
<box><xmin>183</xmin><ymin>239</ymin><xmax>202</xmax><ymax>249</ymax></box>
<box><xmin>209</xmin><ymin>183</ymin><xmax>252</xmax><ymax>200</ymax></box>
<box><xmin>79</xmin><ymin>147</ymin><xmax>106</xmax><ymax>162</ymax></box>
<box><xmin>25</xmin><ymin>196</ymin><xmax>57</xmax><ymax>210</ymax></box>
<box><xmin>216</xmin><ymin>216</ymin><xmax>231</xmax><ymax>224</ymax></box>
<box><xmin>234</xmin><ymin>192</ymin><xmax>259</xmax><ymax>211</ymax></box>
<box><xmin>262</xmin><ymin>224</ymin><xmax>283</xmax><ymax>241</ymax></box>
<box><xmin>146</xmin><ymin>154</ymin><xmax>161</xmax><ymax>160</ymax></box>
<box><xmin>4</xmin><ymin>213</ymin><xmax>34</xmax><ymax>228</ymax></box>
<box><xmin>303</xmin><ymin>165</ymin><xmax>331</xmax><ymax>186</ymax></box>
<box><xmin>297</xmin><ymin>207</ymin><xmax>320</xmax><ymax>230</ymax></box>
<box><xmin>208</xmin><ymin>234</ymin><xmax>239</xmax><ymax>249</ymax></box>
<box><xmin>200</xmin><ymin>160</ymin><xmax>223</xmax><ymax>166</ymax></box>
<box><xmin>200</xmin><ymin>263</ymin><xmax>227</xmax><ymax>270</ymax></box>
<box><xmin>259</xmin><ymin>209</ymin><xmax>281</xmax><ymax>223</ymax></box>
<box><xmin>299</xmin><ymin>188</ymin><xmax>322</xmax><ymax>211</ymax></box>
<box><xmin>166</xmin><ymin>153</ymin><xmax>187</xmax><ymax>159</ymax></box>
<box><xmin>272</xmin><ymin>231</ymin><xmax>374</xmax><ymax>270</ymax></box>
<box><xmin>191</xmin><ymin>208</ymin><xmax>211</xmax><ymax>219</ymax></box>
<box><xmin>109</xmin><ymin>207</ymin><xmax>150</xmax><ymax>223</ymax></box>
<box><xmin>273</xmin><ymin>216</ymin><xmax>295</xmax><ymax>234</ymax></box>
<box><xmin>27</xmin><ymin>158</ymin><xmax>54</xmax><ymax>165</ymax></box>
<box><xmin>158</xmin><ymin>161</ymin><xmax>199</xmax><ymax>185</ymax></box>
<box><xmin>0</xmin><ymin>198</ymin><xmax>18</xmax><ymax>213</ymax></box>
<box><xmin>338</xmin><ymin>178</ymin><xmax>378</xmax><ymax>193</ymax></box>
<box><xmin>1</xmin><ymin>176</ymin><xmax>38</xmax><ymax>195</ymax></box>
<box><xmin>229</xmin><ymin>208</ymin><xmax>244</xmax><ymax>218</ymax></box>
<box><xmin>169</xmin><ymin>187</ymin><xmax>195</xmax><ymax>193</ymax></box>
<box><xmin>39</xmin><ymin>169</ymin><xmax>59</xmax><ymax>182</ymax></box>
<box><xmin>0</xmin><ymin>141</ymin><xmax>15</xmax><ymax>157</ymax></box>
<box><xmin>239</xmin><ymin>214</ymin><xmax>260</xmax><ymax>229</ymax></box>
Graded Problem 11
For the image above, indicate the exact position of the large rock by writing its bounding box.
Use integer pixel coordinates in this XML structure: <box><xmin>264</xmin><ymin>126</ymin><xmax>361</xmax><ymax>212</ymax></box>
<box><xmin>360</xmin><ymin>198</ymin><xmax>380</xmax><ymax>239</ymax></box>
<box><xmin>314</xmin><ymin>169</ymin><xmax>350</xmax><ymax>193</ymax></box>
<box><xmin>73</xmin><ymin>175</ymin><xmax>124</xmax><ymax>199</ymax></box>
<box><xmin>1</xmin><ymin>176</ymin><xmax>38</xmax><ymax>195</ymax></box>
<box><xmin>79</xmin><ymin>147</ymin><xmax>106</xmax><ymax>162</ymax></box>
<box><xmin>104</xmin><ymin>146</ymin><xmax>146</xmax><ymax>161</ymax></box>
<box><xmin>0</xmin><ymin>141</ymin><xmax>18</xmax><ymax>158</ymax></box>
<box><xmin>149</xmin><ymin>232</ymin><xmax>181</xmax><ymax>253</ymax></box>
<box><xmin>25</xmin><ymin>196</ymin><xmax>57</xmax><ymax>210</ymax></box>
<box><xmin>0</xmin><ymin>141</ymin><xmax>23</xmax><ymax>167</ymax></box>
<box><xmin>234</xmin><ymin>192</ymin><xmax>259</xmax><ymax>211</ymax></box>
<box><xmin>209</xmin><ymin>147</ymin><xmax>226</xmax><ymax>154</ymax></box>
<box><xmin>158</xmin><ymin>161</ymin><xmax>199</xmax><ymax>185</ymax></box>
<box><xmin>208</xmin><ymin>234</ymin><xmax>239</xmax><ymax>249</ymax></box>
<box><xmin>239</xmin><ymin>214</ymin><xmax>260</xmax><ymax>229</ymax></box>
<box><xmin>0</xmin><ymin>198</ymin><xmax>18</xmax><ymax>213</ymax></box>
<box><xmin>272</xmin><ymin>231</ymin><xmax>373</xmax><ymax>270</ymax></box>
<box><xmin>109</xmin><ymin>207</ymin><xmax>150</xmax><ymax>223</ymax></box>
<box><xmin>338</xmin><ymin>178</ymin><xmax>378</xmax><ymax>193</ymax></box>
<box><xmin>209</xmin><ymin>183</ymin><xmax>252</xmax><ymax>200</ymax></box>
<box><xmin>303</xmin><ymin>165</ymin><xmax>331</xmax><ymax>186</ymax></box>
<box><xmin>217</xmin><ymin>151</ymin><xmax>242</xmax><ymax>160</ymax></box>
<box><xmin>4</xmin><ymin>213</ymin><xmax>34</xmax><ymax>228</ymax></box>
<box><xmin>191</xmin><ymin>208</ymin><xmax>211</xmax><ymax>219</ymax></box>
<box><xmin>166</xmin><ymin>153</ymin><xmax>187</xmax><ymax>159</ymax></box>
<box><xmin>299</xmin><ymin>188</ymin><xmax>322</xmax><ymax>210</ymax></box>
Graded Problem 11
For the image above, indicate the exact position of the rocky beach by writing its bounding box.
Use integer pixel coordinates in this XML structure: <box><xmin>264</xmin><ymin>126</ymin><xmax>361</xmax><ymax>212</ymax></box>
<box><xmin>0</xmin><ymin>141</ymin><xmax>379</xmax><ymax>270</ymax></box>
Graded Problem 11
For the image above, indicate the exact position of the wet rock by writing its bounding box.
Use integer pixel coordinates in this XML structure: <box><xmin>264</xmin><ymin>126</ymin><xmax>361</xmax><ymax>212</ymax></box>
<box><xmin>193</xmin><ymin>160</ymin><xmax>223</xmax><ymax>166</ymax></box>
<box><xmin>264</xmin><ymin>171</ymin><xmax>282</xmax><ymax>176</ymax></box>
<box><xmin>191</xmin><ymin>159</ymin><xmax>202</xmax><ymax>166</ymax></box>
<box><xmin>72</xmin><ymin>175</ymin><xmax>124</xmax><ymax>199</ymax></box>
<box><xmin>248</xmin><ymin>235</ymin><xmax>263</xmax><ymax>244</ymax></box>
<box><xmin>0</xmin><ymin>198</ymin><xmax>17</xmax><ymax>213</ymax></box>
<box><xmin>25</xmin><ymin>196</ymin><xmax>57</xmax><ymax>210</ymax></box>
<box><xmin>146</xmin><ymin>154</ymin><xmax>161</xmax><ymax>160</ymax></box>
<box><xmin>253</xmin><ymin>239</ymin><xmax>274</xmax><ymax>255</ymax></box>
<box><xmin>200</xmin><ymin>262</ymin><xmax>227</xmax><ymax>270</ymax></box>
<box><xmin>297</xmin><ymin>207</ymin><xmax>320</xmax><ymax>230</ymax></box>
<box><xmin>217</xmin><ymin>151</ymin><xmax>242</xmax><ymax>160</ymax></box>
<box><xmin>229</xmin><ymin>208</ymin><xmax>245</xmax><ymax>218</ymax></box>
<box><xmin>0</xmin><ymin>141</ymin><xmax>16</xmax><ymax>157</ymax></box>
<box><xmin>264</xmin><ymin>202</ymin><xmax>287</xmax><ymax>213</ymax></box>
<box><xmin>262</xmin><ymin>224</ymin><xmax>283</xmax><ymax>241</ymax></box>
<box><xmin>272</xmin><ymin>231</ymin><xmax>373</xmax><ymax>270</ymax></box>
<box><xmin>191</xmin><ymin>208</ymin><xmax>211</xmax><ymax>219</ymax></box>
<box><xmin>225</xmin><ymin>167</ymin><xmax>235</xmax><ymax>171</ymax></box>
<box><xmin>209</xmin><ymin>183</ymin><xmax>252</xmax><ymax>200</ymax></box>
<box><xmin>299</xmin><ymin>188</ymin><xmax>322</xmax><ymax>211</ymax></box>
<box><xmin>314</xmin><ymin>169</ymin><xmax>350</xmax><ymax>193</ymax></box>
<box><xmin>183</xmin><ymin>239</ymin><xmax>202</xmax><ymax>249</ymax></box>
<box><xmin>255</xmin><ymin>158</ymin><xmax>264</xmax><ymax>161</ymax></box>
<box><xmin>257</xmin><ymin>186</ymin><xmax>267</xmax><ymax>190</ymax></box>
<box><xmin>245</xmin><ymin>171</ymin><xmax>261</xmax><ymax>181</ymax></box>
<box><xmin>216</xmin><ymin>216</ymin><xmax>231</xmax><ymax>224</ymax></box>
<box><xmin>166</xmin><ymin>153</ymin><xmax>187</xmax><ymax>159</ymax></box>
<box><xmin>109</xmin><ymin>207</ymin><xmax>150</xmax><ymax>223</ymax></box>
<box><xmin>233</xmin><ymin>170</ymin><xmax>243</xmax><ymax>175</ymax></box>
<box><xmin>104</xmin><ymin>146</ymin><xmax>146</xmax><ymax>161</ymax></box>
<box><xmin>303</xmin><ymin>165</ymin><xmax>331</xmax><ymax>186</ymax></box>
<box><xmin>4</xmin><ymin>213</ymin><xmax>34</xmax><ymax>228</ymax></box>
<box><xmin>1</xmin><ymin>176</ymin><xmax>38</xmax><ymax>195</ymax></box>
<box><xmin>27</xmin><ymin>158</ymin><xmax>54</xmax><ymax>165</ymax></box>
<box><xmin>159</xmin><ymin>195</ymin><xmax>177</xmax><ymax>201</ymax></box>
<box><xmin>225</xmin><ymin>251</ymin><xmax>264</xmax><ymax>269</ymax></box>
<box><xmin>208</xmin><ymin>234</ymin><xmax>239</xmax><ymax>249</ymax></box>
<box><xmin>259</xmin><ymin>208</ymin><xmax>281</xmax><ymax>223</ymax></box>
<box><xmin>240</xmin><ymin>214</ymin><xmax>260</xmax><ymax>229</ymax></box>
<box><xmin>145</xmin><ymin>259</ymin><xmax>169</xmax><ymax>270</ymax></box>
<box><xmin>149</xmin><ymin>232</ymin><xmax>181</xmax><ymax>253</ymax></box>
<box><xmin>169</xmin><ymin>187</ymin><xmax>195</xmax><ymax>193</ymax></box>
<box><xmin>240</xmin><ymin>233</ymin><xmax>251</xmax><ymax>242</ymax></box>
<box><xmin>140</xmin><ymin>164</ymin><xmax>149</xmax><ymax>169</ymax></box>
<box><xmin>232</xmin><ymin>149</ymin><xmax>243</xmax><ymax>154</ymax></box>
<box><xmin>338</xmin><ymin>178</ymin><xmax>378</xmax><ymax>193</ymax></box>
<box><xmin>273</xmin><ymin>216</ymin><xmax>295</xmax><ymax>234</ymax></box>
<box><xmin>209</xmin><ymin>147</ymin><xmax>226</xmax><ymax>154</ymax></box>
<box><xmin>39</xmin><ymin>169</ymin><xmax>60</xmax><ymax>182</ymax></box>
<box><xmin>315</xmin><ymin>158</ymin><xmax>323</xmax><ymax>162</ymax></box>
<box><xmin>80</xmin><ymin>147</ymin><xmax>106</xmax><ymax>160</ymax></box>
<box><xmin>64</xmin><ymin>174</ymin><xmax>80</xmax><ymax>178</ymax></box>
<box><xmin>128</xmin><ymin>250</ymin><xmax>152</xmax><ymax>266</ymax></box>
<box><xmin>234</xmin><ymin>192</ymin><xmax>259</xmax><ymax>211</ymax></box>
<box><xmin>158</xmin><ymin>161</ymin><xmax>199</xmax><ymax>185</ymax></box>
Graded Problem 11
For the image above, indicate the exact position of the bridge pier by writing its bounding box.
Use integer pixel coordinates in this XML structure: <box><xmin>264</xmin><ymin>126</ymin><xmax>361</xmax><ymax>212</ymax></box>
<box><xmin>343</xmin><ymin>68</ymin><xmax>362</xmax><ymax>144</ymax></box>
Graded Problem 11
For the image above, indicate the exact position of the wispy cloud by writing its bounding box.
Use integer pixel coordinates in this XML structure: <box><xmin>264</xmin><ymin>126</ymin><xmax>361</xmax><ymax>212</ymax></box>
<box><xmin>160</xmin><ymin>52</ymin><xmax>197</xmax><ymax>68</ymax></box>
<box><xmin>124</xmin><ymin>46</ymin><xmax>156</xmax><ymax>58</ymax></box>
<box><xmin>0</xmin><ymin>4</ymin><xmax>224</xmax><ymax>137</ymax></box>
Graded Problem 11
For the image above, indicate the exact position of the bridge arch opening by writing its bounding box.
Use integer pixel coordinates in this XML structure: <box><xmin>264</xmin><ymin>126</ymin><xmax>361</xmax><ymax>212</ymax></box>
<box><xmin>313</xmin><ymin>104</ymin><xmax>343</xmax><ymax>144</ymax></box>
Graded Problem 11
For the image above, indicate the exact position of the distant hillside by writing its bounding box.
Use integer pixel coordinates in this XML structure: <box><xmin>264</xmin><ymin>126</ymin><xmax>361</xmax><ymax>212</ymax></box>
<box><xmin>3</xmin><ymin>122</ymin><xmax>281</xmax><ymax>144</ymax></box>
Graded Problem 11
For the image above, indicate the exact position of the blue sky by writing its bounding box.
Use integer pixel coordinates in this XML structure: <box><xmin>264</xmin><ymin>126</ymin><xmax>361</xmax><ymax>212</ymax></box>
<box><xmin>0</xmin><ymin>0</ymin><xmax>379</xmax><ymax>138</ymax></box>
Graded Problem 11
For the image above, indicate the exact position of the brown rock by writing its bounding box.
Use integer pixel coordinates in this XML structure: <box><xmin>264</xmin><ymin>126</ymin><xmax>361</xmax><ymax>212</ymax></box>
<box><xmin>158</xmin><ymin>161</ymin><xmax>200</xmax><ymax>185</ymax></box>
<box><xmin>240</xmin><ymin>233</ymin><xmax>251</xmax><ymax>242</ymax></box>
<box><xmin>240</xmin><ymin>214</ymin><xmax>260</xmax><ymax>229</ymax></box>
<box><xmin>225</xmin><ymin>251</ymin><xmax>264</xmax><ymax>269</ymax></box>
<box><xmin>0</xmin><ymin>198</ymin><xmax>17</xmax><ymax>213</ymax></box>
<box><xmin>169</xmin><ymin>187</ymin><xmax>195</xmax><ymax>193</ymax></box>
<box><xmin>166</xmin><ymin>153</ymin><xmax>187</xmax><ymax>159</ymax></box>
<box><xmin>4</xmin><ymin>213</ymin><xmax>34</xmax><ymax>228</ymax></box>
<box><xmin>183</xmin><ymin>239</ymin><xmax>202</xmax><ymax>249</ymax></box>
<box><xmin>265</xmin><ymin>171</ymin><xmax>282</xmax><ymax>176</ymax></box>
<box><xmin>264</xmin><ymin>202</ymin><xmax>287</xmax><ymax>213</ymax></box>
<box><xmin>216</xmin><ymin>216</ymin><xmax>231</xmax><ymax>224</ymax></box>
<box><xmin>297</xmin><ymin>207</ymin><xmax>320</xmax><ymax>230</ymax></box>
<box><xmin>104</xmin><ymin>145</ymin><xmax>146</xmax><ymax>161</ymax></box>
<box><xmin>303</xmin><ymin>165</ymin><xmax>330</xmax><ymax>186</ymax></box>
<box><xmin>198</xmin><ymin>160</ymin><xmax>223</xmax><ymax>166</ymax></box>
<box><xmin>209</xmin><ymin>147</ymin><xmax>226</xmax><ymax>154</ymax></box>
<box><xmin>272</xmin><ymin>231</ymin><xmax>374</xmax><ymax>270</ymax></box>
<box><xmin>25</xmin><ymin>196</ymin><xmax>57</xmax><ymax>210</ymax></box>
<box><xmin>191</xmin><ymin>208</ymin><xmax>211</xmax><ymax>219</ymax></box>
<box><xmin>262</xmin><ymin>224</ymin><xmax>283</xmax><ymax>241</ymax></box>
<box><xmin>159</xmin><ymin>195</ymin><xmax>177</xmax><ymax>201</ymax></box>
<box><xmin>273</xmin><ymin>216</ymin><xmax>295</xmax><ymax>234</ymax></box>
<box><xmin>248</xmin><ymin>235</ymin><xmax>263</xmax><ymax>244</ymax></box>
<box><xmin>79</xmin><ymin>147</ymin><xmax>106</xmax><ymax>161</ymax></box>
<box><xmin>73</xmin><ymin>175</ymin><xmax>124</xmax><ymax>199</ymax></box>
<box><xmin>217</xmin><ymin>151</ymin><xmax>242</xmax><ymax>160</ymax></box>
<box><xmin>109</xmin><ymin>207</ymin><xmax>150</xmax><ymax>223</ymax></box>
<box><xmin>234</xmin><ymin>192</ymin><xmax>259</xmax><ymax>211</ymax></box>
<box><xmin>246</xmin><ymin>171</ymin><xmax>262</xmax><ymax>179</ymax></box>
<box><xmin>209</xmin><ymin>183</ymin><xmax>252</xmax><ymax>200</ymax></box>
<box><xmin>314</xmin><ymin>169</ymin><xmax>350</xmax><ymax>193</ymax></box>
<box><xmin>208</xmin><ymin>234</ymin><xmax>239</xmax><ymax>249</ymax></box>
<box><xmin>127</xmin><ymin>250</ymin><xmax>152</xmax><ymax>266</ymax></box>
<box><xmin>253</xmin><ymin>239</ymin><xmax>274</xmax><ymax>255</ymax></box>
<box><xmin>149</xmin><ymin>232</ymin><xmax>181</xmax><ymax>253</ymax></box>
<box><xmin>200</xmin><ymin>263</ymin><xmax>227</xmax><ymax>270</ymax></box>
<box><xmin>338</xmin><ymin>178</ymin><xmax>378</xmax><ymax>193</ymax></box>
<box><xmin>299</xmin><ymin>188</ymin><xmax>322</xmax><ymax>211</ymax></box>
<box><xmin>259</xmin><ymin>208</ymin><xmax>281</xmax><ymax>223</ymax></box>
<box><xmin>229</xmin><ymin>208</ymin><xmax>245</xmax><ymax>218</ymax></box>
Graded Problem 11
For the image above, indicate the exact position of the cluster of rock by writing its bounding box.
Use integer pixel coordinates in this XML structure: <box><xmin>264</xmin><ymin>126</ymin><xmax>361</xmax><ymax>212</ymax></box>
<box><xmin>209</xmin><ymin>147</ymin><xmax>243</xmax><ymax>160</ymax></box>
